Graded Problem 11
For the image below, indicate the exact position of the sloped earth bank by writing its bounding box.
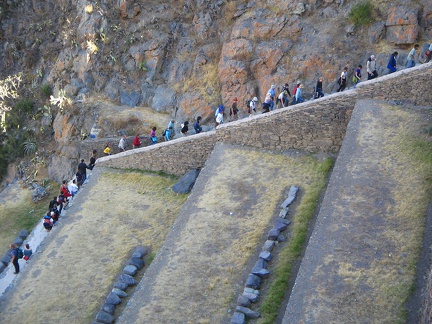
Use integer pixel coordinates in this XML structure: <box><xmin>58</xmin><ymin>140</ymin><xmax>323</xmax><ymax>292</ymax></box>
<box><xmin>117</xmin><ymin>143</ymin><xmax>330</xmax><ymax>323</ymax></box>
<box><xmin>0</xmin><ymin>168</ymin><xmax>187</xmax><ymax>323</ymax></box>
<box><xmin>283</xmin><ymin>100</ymin><xmax>432</xmax><ymax>323</ymax></box>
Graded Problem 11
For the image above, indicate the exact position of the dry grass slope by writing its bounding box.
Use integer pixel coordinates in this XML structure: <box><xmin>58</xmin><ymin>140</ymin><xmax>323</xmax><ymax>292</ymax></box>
<box><xmin>0</xmin><ymin>171</ymin><xmax>186</xmax><ymax>323</ymax></box>
<box><xmin>121</xmin><ymin>146</ymin><xmax>331</xmax><ymax>323</ymax></box>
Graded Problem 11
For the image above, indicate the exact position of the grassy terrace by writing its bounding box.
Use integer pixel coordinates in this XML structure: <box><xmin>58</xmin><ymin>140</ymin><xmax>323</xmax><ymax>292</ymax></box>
<box><xmin>0</xmin><ymin>170</ymin><xmax>187</xmax><ymax>323</ymax></box>
<box><xmin>0</xmin><ymin>183</ymin><xmax>48</xmax><ymax>253</ymax></box>
<box><xmin>117</xmin><ymin>145</ymin><xmax>333</xmax><ymax>323</ymax></box>
<box><xmin>282</xmin><ymin>103</ymin><xmax>432</xmax><ymax>323</ymax></box>
<box><xmin>258</xmin><ymin>157</ymin><xmax>333</xmax><ymax>323</ymax></box>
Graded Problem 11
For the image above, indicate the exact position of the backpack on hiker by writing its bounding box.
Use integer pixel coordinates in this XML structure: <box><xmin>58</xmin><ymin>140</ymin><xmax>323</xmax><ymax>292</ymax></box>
<box><xmin>17</xmin><ymin>248</ymin><xmax>24</xmax><ymax>259</ymax></box>
<box><xmin>245</xmin><ymin>99</ymin><xmax>251</xmax><ymax>108</ymax></box>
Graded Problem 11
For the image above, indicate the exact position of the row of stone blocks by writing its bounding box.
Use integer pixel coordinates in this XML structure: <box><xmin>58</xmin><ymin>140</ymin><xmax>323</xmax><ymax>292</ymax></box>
<box><xmin>93</xmin><ymin>246</ymin><xmax>148</xmax><ymax>324</ymax></box>
<box><xmin>230</xmin><ymin>186</ymin><xmax>298</xmax><ymax>324</ymax></box>
<box><xmin>0</xmin><ymin>229</ymin><xmax>30</xmax><ymax>274</ymax></box>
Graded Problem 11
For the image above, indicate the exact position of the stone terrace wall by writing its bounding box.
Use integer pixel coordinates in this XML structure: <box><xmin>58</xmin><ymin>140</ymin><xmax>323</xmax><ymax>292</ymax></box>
<box><xmin>96</xmin><ymin>63</ymin><xmax>432</xmax><ymax>175</ymax></box>
<box><xmin>216</xmin><ymin>92</ymin><xmax>356</xmax><ymax>152</ymax></box>
<box><xmin>96</xmin><ymin>130</ymin><xmax>217</xmax><ymax>176</ymax></box>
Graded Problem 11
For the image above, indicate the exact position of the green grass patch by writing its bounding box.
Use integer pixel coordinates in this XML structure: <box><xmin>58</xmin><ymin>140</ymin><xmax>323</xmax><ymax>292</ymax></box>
<box><xmin>147</xmin><ymin>251</ymin><xmax>156</xmax><ymax>265</ymax></box>
<box><xmin>349</xmin><ymin>1</ymin><xmax>374</xmax><ymax>26</ymax></box>
<box><xmin>41</xmin><ymin>84</ymin><xmax>52</xmax><ymax>98</ymax></box>
<box><xmin>14</xmin><ymin>98</ymin><xmax>34</xmax><ymax>114</ymax></box>
<box><xmin>258</xmin><ymin>157</ymin><xmax>333</xmax><ymax>323</ymax></box>
<box><xmin>0</xmin><ymin>187</ymin><xmax>48</xmax><ymax>254</ymax></box>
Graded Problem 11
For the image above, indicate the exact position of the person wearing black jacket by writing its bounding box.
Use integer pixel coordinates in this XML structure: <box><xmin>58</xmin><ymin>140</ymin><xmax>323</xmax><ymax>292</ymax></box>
<box><xmin>89</xmin><ymin>150</ymin><xmax>97</xmax><ymax>170</ymax></box>
<box><xmin>77</xmin><ymin>159</ymin><xmax>89</xmax><ymax>182</ymax></box>
<box><xmin>315</xmin><ymin>78</ymin><xmax>324</xmax><ymax>99</ymax></box>
<box><xmin>181</xmin><ymin>121</ymin><xmax>189</xmax><ymax>135</ymax></box>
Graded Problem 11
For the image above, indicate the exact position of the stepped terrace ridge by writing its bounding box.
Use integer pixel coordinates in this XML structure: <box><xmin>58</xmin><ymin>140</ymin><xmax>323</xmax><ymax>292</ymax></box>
<box><xmin>95</xmin><ymin>62</ymin><xmax>432</xmax><ymax>174</ymax></box>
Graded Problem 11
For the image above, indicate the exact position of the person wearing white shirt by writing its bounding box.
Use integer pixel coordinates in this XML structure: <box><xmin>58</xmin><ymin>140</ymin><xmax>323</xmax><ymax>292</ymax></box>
<box><xmin>68</xmin><ymin>179</ymin><xmax>79</xmax><ymax>196</ymax></box>
<box><xmin>406</xmin><ymin>44</ymin><xmax>420</xmax><ymax>68</ymax></box>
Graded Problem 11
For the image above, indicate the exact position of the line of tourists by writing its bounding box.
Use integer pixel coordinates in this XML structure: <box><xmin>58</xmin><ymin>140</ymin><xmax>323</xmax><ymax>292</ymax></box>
<box><xmin>93</xmin><ymin>43</ymin><xmax>432</xmax><ymax>153</ymax></box>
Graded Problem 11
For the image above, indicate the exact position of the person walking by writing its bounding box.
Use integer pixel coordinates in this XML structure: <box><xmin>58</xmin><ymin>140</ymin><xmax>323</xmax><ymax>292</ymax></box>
<box><xmin>276</xmin><ymin>90</ymin><xmax>289</xmax><ymax>108</ymax></box>
<box><xmin>103</xmin><ymin>143</ymin><xmax>111</xmax><ymax>155</ymax></box>
<box><xmin>425</xmin><ymin>43</ymin><xmax>432</xmax><ymax>63</ymax></box>
<box><xmin>23</xmin><ymin>244</ymin><xmax>32</xmax><ymax>261</ymax></box>
<box><xmin>118</xmin><ymin>135</ymin><xmax>127</xmax><ymax>152</ymax></box>
<box><xmin>248</xmin><ymin>97</ymin><xmax>258</xmax><ymax>117</ymax></box>
<box><xmin>282</xmin><ymin>83</ymin><xmax>292</xmax><ymax>100</ymax></box>
<box><xmin>167</xmin><ymin>120</ymin><xmax>175</xmax><ymax>136</ymax></box>
<box><xmin>180</xmin><ymin>121</ymin><xmax>189</xmax><ymax>135</ymax></box>
<box><xmin>367</xmin><ymin>55</ymin><xmax>378</xmax><ymax>80</ymax></box>
<box><xmin>132</xmin><ymin>135</ymin><xmax>141</xmax><ymax>148</ymax></box>
<box><xmin>194</xmin><ymin>116</ymin><xmax>202</xmax><ymax>134</ymax></box>
<box><xmin>165</xmin><ymin>126</ymin><xmax>173</xmax><ymax>141</ymax></box>
<box><xmin>89</xmin><ymin>150</ymin><xmax>97</xmax><ymax>170</ymax></box>
<box><xmin>77</xmin><ymin>159</ymin><xmax>89</xmax><ymax>182</ymax></box>
<box><xmin>292</xmin><ymin>80</ymin><xmax>301</xmax><ymax>104</ymax></box>
<box><xmin>230</xmin><ymin>98</ymin><xmax>239</xmax><ymax>121</ymax></box>
<box><xmin>10</xmin><ymin>244</ymin><xmax>20</xmax><ymax>274</ymax></box>
<box><xmin>262</xmin><ymin>93</ymin><xmax>272</xmax><ymax>113</ymax></box>
<box><xmin>267</xmin><ymin>85</ymin><xmax>276</xmax><ymax>111</ymax></box>
<box><xmin>215</xmin><ymin>106</ymin><xmax>224</xmax><ymax>126</ymax></box>
<box><xmin>406</xmin><ymin>44</ymin><xmax>420</xmax><ymax>68</ymax></box>
<box><xmin>149</xmin><ymin>127</ymin><xmax>157</xmax><ymax>144</ymax></box>
<box><xmin>387</xmin><ymin>51</ymin><xmax>398</xmax><ymax>74</ymax></box>
<box><xmin>353</xmin><ymin>65</ymin><xmax>362</xmax><ymax>88</ymax></box>
<box><xmin>315</xmin><ymin>78</ymin><xmax>324</xmax><ymax>99</ymax></box>
<box><xmin>337</xmin><ymin>67</ymin><xmax>348</xmax><ymax>92</ymax></box>
<box><xmin>295</xmin><ymin>84</ymin><xmax>304</xmax><ymax>104</ymax></box>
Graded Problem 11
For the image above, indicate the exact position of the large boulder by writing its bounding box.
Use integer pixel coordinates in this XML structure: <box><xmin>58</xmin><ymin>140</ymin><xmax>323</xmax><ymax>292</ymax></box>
<box><xmin>151</xmin><ymin>85</ymin><xmax>176</xmax><ymax>112</ymax></box>
<box><xmin>368</xmin><ymin>22</ymin><xmax>386</xmax><ymax>44</ymax></box>
<box><xmin>385</xmin><ymin>6</ymin><xmax>419</xmax><ymax>45</ymax></box>
<box><xmin>120</xmin><ymin>91</ymin><xmax>140</xmax><ymax>107</ymax></box>
<box><xmin>231</xmin><ymin>14</ymin><xmax>289</xmax><ymax>40</ymax></box>
<box><xmin>32</xmin><ymin>184</ymin><xmax>48</xmax><ymax>202</ymax></box>
<box><xmin>48</xmin><ymin>145</ymin><xmax>80</xmax><ymax>182</ymax></box>
<box><xmin>172</xmin><ymin>169</ymin><xmax>200</xmax><ymax>194</ymax></box>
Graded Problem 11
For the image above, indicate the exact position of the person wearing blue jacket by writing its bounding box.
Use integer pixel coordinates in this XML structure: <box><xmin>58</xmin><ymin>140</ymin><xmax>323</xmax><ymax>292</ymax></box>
<box><xmin>295</xmin><ymin>84</ymin><xmax>304</xmax><ymax>104</ymax></box>
<box><xmin>387</xmin><ymin>51</ymin><xmax>398</xmax><ymax>74</ymax></box>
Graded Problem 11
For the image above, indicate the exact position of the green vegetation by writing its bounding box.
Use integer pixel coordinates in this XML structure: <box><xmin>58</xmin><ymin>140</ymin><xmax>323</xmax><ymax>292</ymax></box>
<box><xmin>0</xmin><ymin>188</ymin><xmax>48</xmax><ymax>254</ymax></box>
<box><xmin>14</xmin><ymin>98</ymin><xmax>34</xmax><ymax>114</ymax></box>
<box><xmin>0</xmin><ymin>128</ymin><xmax>35</xmax><ymax>180</ymax></box>
<box><xmin>22</xmin><ymin>140</ymin><xmax>37</xmax><ymax>155</ymax></box>
<box><xmin>41</xmin><ymin>84</ymin><xmax>52</xmax><ymax>98</ymax></box>
<box><xmin>147</xmin><ymin>251</ymin><xmax>156</xmax><ymax>265</ymax></box>
<box><xmin>349</xmin><ymin>1</ymin><xmax>374</xmax><ymax>26</ymax></box>
<box><xmin>258</xmin><ymin>157</ymin><xmax>334</xmax><ymax>323</ymax></box>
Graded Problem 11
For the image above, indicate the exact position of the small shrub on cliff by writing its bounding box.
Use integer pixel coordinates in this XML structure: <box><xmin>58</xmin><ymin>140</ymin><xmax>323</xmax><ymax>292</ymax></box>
<box><xmin>41</xmin><ymin>84</ymin><xmax>52</xmax><ymax>98</ymax></box>
<box><xmin>14</xmin><ymin>98</ymin><xmax>34</xmax><ymax>113</ymax></box>
<box><xmin>349</xmin><ymin>1</ymin><xmax>374</xmax><ymax>26</ymax></box>
<box><xmin>23</xmin><ymin>140</ymin><xmax>37</xmax><ymax>155</ymax></box>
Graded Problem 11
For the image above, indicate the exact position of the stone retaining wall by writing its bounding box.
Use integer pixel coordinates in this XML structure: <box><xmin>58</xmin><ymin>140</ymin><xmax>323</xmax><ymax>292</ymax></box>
<box><xmin>96</xmin><ymin>130</ymin><xmax>217</xmax><ymax>176</ymax></box>
<box><xmin>96</xmin><ymin>63</ymin><xmax>432</xmax><ymax>175</ymax></box>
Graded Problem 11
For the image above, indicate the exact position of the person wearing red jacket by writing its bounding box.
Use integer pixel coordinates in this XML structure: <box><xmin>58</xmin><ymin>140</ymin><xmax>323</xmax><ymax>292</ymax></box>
<box><xmin>60</xmin><ymin>180</ymin><xmax>72</xmax><ymax>199</ymax></box>
<box><xmin>133</xmin><ymin>134</ymin><xmax>141</xmax><ymax>148</ymax></box>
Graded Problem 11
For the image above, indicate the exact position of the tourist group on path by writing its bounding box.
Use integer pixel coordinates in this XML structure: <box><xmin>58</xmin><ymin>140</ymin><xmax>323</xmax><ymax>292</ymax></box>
<box><xmin>7</xmin><ymin>151</ymin><xmax>97</xmax><ymax>276</ymax></box>
<box><xmin>93</xmin><ymin>42</ymin><xmax>432</xmax><ymax>154</ymax></box>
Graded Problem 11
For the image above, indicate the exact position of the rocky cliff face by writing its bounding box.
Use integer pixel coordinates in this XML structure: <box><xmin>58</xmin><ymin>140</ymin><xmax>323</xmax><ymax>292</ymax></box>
<box><xmin>0</xmin><ymin>0</ymin><xmax>431</xmax><ymax>181</ymax></box>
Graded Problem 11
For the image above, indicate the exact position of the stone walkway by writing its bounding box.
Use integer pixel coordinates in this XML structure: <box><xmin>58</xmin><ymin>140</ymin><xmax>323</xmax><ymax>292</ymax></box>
<box><xmin>0</xmin><ymin>176</ymin><xmax>90</xmax><ymax>299</ymax></box>
<box><xmin>283</xmin><ymin>100</ymin><xmax>432</xmax><ymax>323</ymax></box>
